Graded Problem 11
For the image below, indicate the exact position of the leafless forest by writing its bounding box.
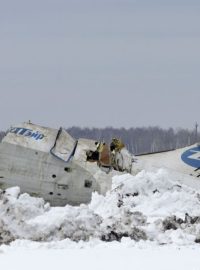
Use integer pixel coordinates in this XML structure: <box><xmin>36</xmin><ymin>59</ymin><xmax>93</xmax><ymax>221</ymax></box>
<box><xmin>67</xmin><ymin>126</ymin><xmax>199</xmax><ymax>155</ymax></box>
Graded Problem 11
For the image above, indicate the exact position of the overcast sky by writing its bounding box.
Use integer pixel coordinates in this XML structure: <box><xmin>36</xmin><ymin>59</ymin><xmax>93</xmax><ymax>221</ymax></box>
<box><xmin>0</xmin><ymin>0</ymin><xmax>200</xmax><ymax>130</ymax></box>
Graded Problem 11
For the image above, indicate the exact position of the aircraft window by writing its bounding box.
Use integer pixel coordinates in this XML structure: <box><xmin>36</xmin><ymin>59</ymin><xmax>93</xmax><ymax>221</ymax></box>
<box><xmin>52</xmin><ymin>174</ymin><xmax>56</xmax><ymax>178</ymax></box>
<box><xmin>84</xmin><ymin>180</ymin><xmax>92</xmax><ymax>188</ymax></box>
<box><xmin>49</xmin><ymin>192</ymin><xmax>53</xmax><ymax>195</ymax></box>
<box><xmin>64</xmin><ymin>167</ymin><xmax>72</xmax><ymax>172</ymax></box>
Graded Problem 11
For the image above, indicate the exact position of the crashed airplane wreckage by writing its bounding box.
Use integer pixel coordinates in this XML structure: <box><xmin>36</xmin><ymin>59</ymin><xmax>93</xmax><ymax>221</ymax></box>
<box><xmin>0</xmin><ymin>122</ymin><xmax>133</xmax><ymax>206</ymax></box>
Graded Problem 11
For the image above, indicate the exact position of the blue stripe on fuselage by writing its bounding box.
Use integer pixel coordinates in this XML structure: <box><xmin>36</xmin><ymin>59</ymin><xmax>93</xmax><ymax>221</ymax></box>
<box><xmin>181</xmin><ymin>146</ymin><xmax>200</xmax><ymax>168</ymax></box>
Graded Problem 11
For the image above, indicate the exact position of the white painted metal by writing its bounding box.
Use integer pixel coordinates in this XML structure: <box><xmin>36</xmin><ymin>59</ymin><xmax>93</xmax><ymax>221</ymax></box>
<box><xmin>0</xmin><ymin>122</ymin><xmax>116</xmax><ymax>206</ymax></box>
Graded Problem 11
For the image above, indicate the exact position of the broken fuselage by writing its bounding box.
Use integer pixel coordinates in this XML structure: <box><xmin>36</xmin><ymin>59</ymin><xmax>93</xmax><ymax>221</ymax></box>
<box><xmin>0</xmin><ymin>122</ymin><xmax>133</xmax><ymax>206</ymax></box>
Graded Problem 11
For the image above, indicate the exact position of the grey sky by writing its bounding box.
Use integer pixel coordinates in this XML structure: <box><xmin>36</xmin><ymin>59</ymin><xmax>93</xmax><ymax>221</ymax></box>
<box><xmin>0</xmin><ymin>0</ymin><xmax>200</xmax><ymax>130</ymax></box>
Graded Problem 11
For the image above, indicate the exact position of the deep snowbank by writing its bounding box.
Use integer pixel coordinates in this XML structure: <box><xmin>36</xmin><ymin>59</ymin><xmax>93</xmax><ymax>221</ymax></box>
<box><xmin>1</xmin><ymin>168</ymin><xmax>200</xmax><ymax>246</ymax></box>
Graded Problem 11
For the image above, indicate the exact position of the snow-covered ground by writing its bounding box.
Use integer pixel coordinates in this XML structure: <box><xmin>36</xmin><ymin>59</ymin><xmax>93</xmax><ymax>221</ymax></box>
<box><xmin>1</xmin><ymin>168</ymin><xmax>200</xmax><ymax>269</ymax></box>
<box><xmin>1</xmin><ymin>242</ymin><xmax>200</xmax><ymax>270</ymax></box>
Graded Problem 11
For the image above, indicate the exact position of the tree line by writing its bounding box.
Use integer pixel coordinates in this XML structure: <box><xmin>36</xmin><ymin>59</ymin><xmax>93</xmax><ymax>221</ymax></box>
<box><xmin>66</xmin><ymin>126</ymin><xmax>199</xmax><ymax>155</ymax></box>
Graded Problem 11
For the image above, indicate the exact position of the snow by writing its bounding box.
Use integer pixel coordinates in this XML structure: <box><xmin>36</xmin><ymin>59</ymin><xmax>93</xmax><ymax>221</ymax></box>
<box><xmin>1</xmin><ymin>240</ymin><xmax>200</xmax><ymax>270</ymax></box>
<box><xmin>1</xmin><ymin>168</ymin><xmax>200</xmax><ymax>269</ymax></box>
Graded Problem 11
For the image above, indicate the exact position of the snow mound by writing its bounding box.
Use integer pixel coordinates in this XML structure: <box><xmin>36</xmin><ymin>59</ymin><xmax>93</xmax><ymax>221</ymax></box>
<box><xmin>1</xmin><ymin>169</ymin><xmax>200</xmax><ymax>246</ymax></box>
